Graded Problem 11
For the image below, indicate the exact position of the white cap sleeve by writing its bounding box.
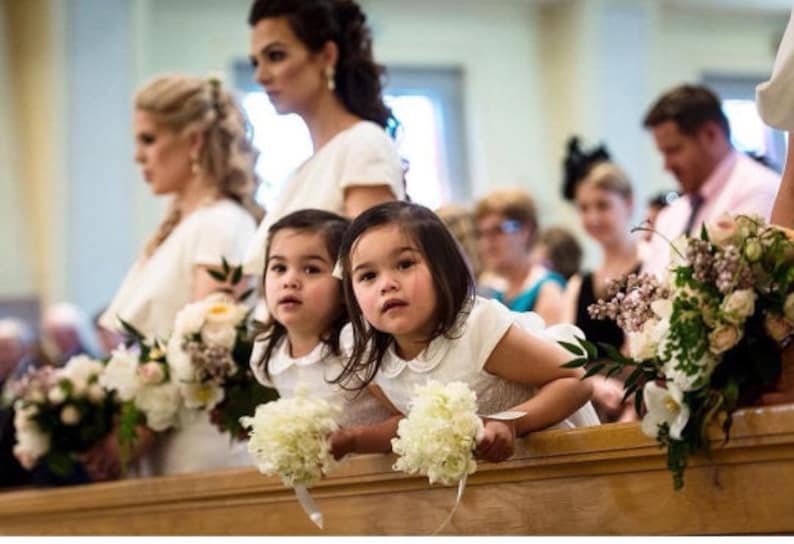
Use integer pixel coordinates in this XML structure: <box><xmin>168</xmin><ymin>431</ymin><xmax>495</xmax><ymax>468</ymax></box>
<box><xmin>338</xmin><ymin>123</ymin><xmax>405</xmax><ymax>199</ymax></box>
<box><xmin>191</xmin><ymin>202</ymin><xmax>256</xmax><ymax>267</ymax></box>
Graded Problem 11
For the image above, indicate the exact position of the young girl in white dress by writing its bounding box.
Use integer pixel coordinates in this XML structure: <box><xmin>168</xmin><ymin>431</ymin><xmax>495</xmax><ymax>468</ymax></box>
<box><xmin>329</xmin><ymin>201</ymin><xmax>598</xmax><ymax>462</ymax></box>
<box><xmin>251</xmin><ymin>209</ymin><xmax>390</xmax><ymax>428</ymax></box>
<box><xmin>97</xmin><ymin>75</ymin><xmax>263</xmax><ymax>478</ymax></box>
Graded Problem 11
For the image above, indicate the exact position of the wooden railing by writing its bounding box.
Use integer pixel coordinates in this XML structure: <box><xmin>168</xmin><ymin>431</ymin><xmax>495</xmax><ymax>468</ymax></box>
<box><xmin>2</xmin><ymin>404</ymin><xmax>794</xmax><ymax>535</ymax></box>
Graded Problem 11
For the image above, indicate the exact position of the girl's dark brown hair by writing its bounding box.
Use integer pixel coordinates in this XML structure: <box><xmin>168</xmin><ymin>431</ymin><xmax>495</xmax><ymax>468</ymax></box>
<box><xmin>255</xmin><ymin>209</ymin><xmax>350</xmax><ymax>382</ymax></box>
<box><xmin>334</xmin><ymin>201</ymin><xmax>475</xmax><ymax>390</ymax></box>
<box><xmin>248</xmin><ymin>0</ymin><xmax>397</xmax><ymax>135</ymax></box>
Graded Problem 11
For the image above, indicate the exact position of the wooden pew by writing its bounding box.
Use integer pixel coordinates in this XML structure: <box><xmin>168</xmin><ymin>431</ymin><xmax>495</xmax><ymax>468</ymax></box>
<box><xmin>1</xmin><ymin>404</ymin><xmax>793</xmax><ymax>535</ymax></box>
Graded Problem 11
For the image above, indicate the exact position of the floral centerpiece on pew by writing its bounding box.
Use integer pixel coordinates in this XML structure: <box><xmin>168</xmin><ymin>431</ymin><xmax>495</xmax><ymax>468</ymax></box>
<box><xmin>167</xmin><ymin>258</ymin><xmax>278</xmax><ymax>441</ymax></box>
<box><xmin>561</xmin><ymin>213</ymin><xmax>794</xmax><ymax>489</ymax></box>
<box><xmin>99</xmin><ymin>324</ymin><xmax>181</xmax><ymax>469</ymax></box>
<box><xmin>9</xmin><ymin>355</ymin><xmax>118</xmax><ymax>475</ymax></box>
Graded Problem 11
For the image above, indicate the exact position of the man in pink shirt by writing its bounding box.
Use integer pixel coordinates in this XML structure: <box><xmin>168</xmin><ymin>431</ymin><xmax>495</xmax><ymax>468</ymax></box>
<box><xmin>641</xmin><ymin>84</ymin><xmax>781</xmax><ymax>279</ymax></box>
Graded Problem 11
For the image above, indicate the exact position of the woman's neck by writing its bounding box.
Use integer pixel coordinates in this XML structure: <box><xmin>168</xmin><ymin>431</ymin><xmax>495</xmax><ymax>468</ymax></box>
<box><xmin>287</xmin><ymin>330</ymin><xmax>322</xmax><ymax>359</ymax></box>
<box><xmin>502</xmin><ymin>257</ymin><xmax>533</xmax><ymax>295</ymax></box>
<box><xmin>601</xmin><ymin>235</ymin><xmax>638</xmax><ymax>266</ymax></box>
<box><xmin>301</xmin><ymin>93</ymin><xmax>361</xmax><ymax>152</ymax></box>
<box><xmin>175</xmin><ymin>176</ymin><xmax>219</xmax><ymax>217</ymax></box>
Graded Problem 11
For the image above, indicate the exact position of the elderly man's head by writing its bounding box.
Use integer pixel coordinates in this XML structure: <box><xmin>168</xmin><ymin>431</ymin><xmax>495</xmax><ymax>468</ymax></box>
<box><xmin>0</xmin><ymin>319</ymin><xmax>34</xmax><ymax>381</ymax></box>
<box><xmin>41</xmin><ymin>303</ymin><xmax>98</xmax><ymax>361</ymax></box>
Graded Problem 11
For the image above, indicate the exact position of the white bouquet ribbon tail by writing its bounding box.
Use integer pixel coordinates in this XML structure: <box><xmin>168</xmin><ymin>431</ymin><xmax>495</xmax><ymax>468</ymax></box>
<box><xmin>481</xmin><ymin>410</ymin><xmax>526</xmax><ymax>421</ymax></box>
<box><xmin>293</xmin><ymin>484</ymin><xmax>324</xmax><ymax>529</ymax></box>
<box><xmin>432</xmin><ymin>472</ymin><xmax>468</xmax><ymax>535</ymax></box>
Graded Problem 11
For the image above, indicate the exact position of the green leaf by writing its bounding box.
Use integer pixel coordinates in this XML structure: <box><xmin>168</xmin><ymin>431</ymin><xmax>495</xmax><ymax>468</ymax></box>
<box><xmin>207</xmin><ymin>268</ymin><xmax>227</xmax><ymax>282</ymax></box>
<box><xmin>221</xmin><ymin>256</ymin><xmax>231</xmax><ymax>275</ymax></box>
<box><xmin>577</xmin><ymin>336</ymin><xmax>599</xmax><ymax>360</ymax></box>
<box><xmin>605</xmin><ymin>365</ymin><xmax>622</xmax><ymax>379</ymax></box>
<box><xmin>238</xmin><ymin>288</ymin><xmax>255</xmax><ymax>302</ymax></box>
<box><xmin>583</xmin><ymin>363</ymin><xmax>606</xmax><ymax>379</ymax></box>
<box><xmin>558</xmin><ymin>341</ymin><xmax>584</xmax><ymax>357</ymax></box>
<box><xmin>597</xmin><ymin>342</ymin><xmax>634</xmax><ymax>366</ymax></box>
<box><xmin>231</xmin><ymin>265</ymin><xmax>243</xmax><ymax>286</ymax></box>
<box><xmin>119</xmin><ymin>318</ymin><xmax>145</xmax><ymax>341</ymax></box>
<box><xmin>561</xmin><ymin>358</ymin><xmax>588</xmax><ymax>369</ymax></box>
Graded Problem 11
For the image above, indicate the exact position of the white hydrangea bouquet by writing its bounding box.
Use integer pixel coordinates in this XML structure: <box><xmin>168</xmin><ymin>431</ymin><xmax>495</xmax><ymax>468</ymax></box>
<box><xmin>168</xmin><ymin>260</ymin><xmax>277</xmax><ymax>440</ymax></box>
<box><xmin>562</xmin><ymin>213</ymin><xmax>794</xmax><ymax>489</ymax></box>
<box><xmin>391</xmin><ymin>380</ymin><xmax>484</xmax><ymax>486</ymax></box>
<box><xmin>8</xmin><ymin>355</ymin><xmax>117</xmax><ymax>475</ymax></box>
<box><xmin>240</xmin><ymin>387</ymin><xmax>340</xmax><ymax>528</ymax></box>
<box><xmin>100</xmin><ymin>326</ymin><xmax>180</xmax><ymax>469</ymax></box>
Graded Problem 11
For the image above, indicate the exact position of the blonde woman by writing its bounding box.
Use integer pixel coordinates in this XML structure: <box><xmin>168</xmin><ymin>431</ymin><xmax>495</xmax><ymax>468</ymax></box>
<box><xmin>99</xmin><ymin>75</ymin><xmax>263</xmax><ymax>477</ymax></box>
<box><xmin>560</xmin><ymin>140</ymin><xmax>641</xmax><ymax>422</ymax></box>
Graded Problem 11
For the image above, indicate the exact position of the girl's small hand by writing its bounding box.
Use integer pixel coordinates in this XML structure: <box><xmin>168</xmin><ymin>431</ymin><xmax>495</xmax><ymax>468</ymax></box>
<box><xmin>328</xmin><ymin>428</ymin><xmax>357</xmax><ymax>460</ymax></box>
<box><xmin>475</xmin><ymin>419</ymin><xmax>515</xmax><ymax>463</ymax></box>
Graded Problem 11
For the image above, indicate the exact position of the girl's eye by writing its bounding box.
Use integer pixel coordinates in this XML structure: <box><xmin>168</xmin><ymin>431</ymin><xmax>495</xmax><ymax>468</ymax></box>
<box><xmin>268</xmin><ymin>263</ymin><xmax>286</xmax><ymax>273</ymax></box>
<box><xmin>397</xmin><ymin>259</ymin><xmax>416</xmax><ymax>270</ymax></box>
<box><xmin>267</xmin><ymin>50</ymin><xmax>286</xmax><ymax>62</ymax></box>
<box><xmin>140</xmin><ymin>134</ymin><xmax>155</xmax><ymax>145</ymax></box>
<box><xmin>304</xmin><ymin>265</ymin><xmax>322</xmax><ymax>274</ymax></box>
<box><xmin>356</xmin><ymin>271</ymin><xmax>376</xmax><ymax>283</ymax></box>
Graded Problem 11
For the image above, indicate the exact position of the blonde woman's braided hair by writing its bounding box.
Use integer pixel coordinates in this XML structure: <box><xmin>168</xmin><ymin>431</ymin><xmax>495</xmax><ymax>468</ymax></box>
<box><xmin>136</xmin><ymin>74</ymin><xmax>264</xmax><ymax>257</ymax></box>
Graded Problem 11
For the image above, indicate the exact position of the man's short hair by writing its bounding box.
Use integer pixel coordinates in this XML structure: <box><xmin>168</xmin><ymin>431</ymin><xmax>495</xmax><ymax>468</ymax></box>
<box><xmin>643</xmin><ymin>84</ymin><xmax>730</xmax><ymax>139</ymax></box>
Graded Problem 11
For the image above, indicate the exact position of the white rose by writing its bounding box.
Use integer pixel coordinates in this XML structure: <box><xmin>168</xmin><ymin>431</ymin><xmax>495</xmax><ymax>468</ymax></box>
<box><xmin>669</xmin><ymin>235</ymin><xmax>690</xmax><ymax>269</ymax></box>
<box><xmin>180</xmin><ymin>382</ymin><xmax>225</xmax><ymax>410</ymax></box>
<box><xmin>13</xmin><ymin>403</ymin><xmax>38</xmax><ymax>431</ymax></box>
<box><xmin>651</xmin><ymin>299</ymin><xmax>673</xmax><ymax>321</ymax></box>
<box><xmin>47</xmin><ymin>386</ymin><xmax>67</xmax><ymax>404</ymax></box>
<box><xmin>201</xmin><ymin>323</ymin><xmax>237</xmax><ymax>349</ymax></box>
<box><xmin>735</xmin><ymin>214</ymin><xmax>762</xmax><ymax>239</ymax></box>
<box><xmin>764</xmin><ymin>313</ymin><xmax>793</xmax><ymax>342</ymax></box>
<box><xmin>134</xmin><ymin>383</ymin><xmax>181</xmax><ymax>432</ymax></box>
<box><xmin>100</xmin><ymin>346</ymin><xmax>141</xmax><ymax>402</ymax></box>
<box><xmin>784</xmin><ymin>293</ymin><xmax>794</xmax><ymax>324</ymax></box>
<box><xmin>721</xmin><ymin>289</ymin><xmax>756</xmax><ymax>325</ymax></box>
<box><xmin>708</xmin><ymin>323</ymin><xmax>742</xmax><ymax>354</ymax></box>
<box><xmin>707</xmin><ymin>213</ymin><xmax>740</xmax><ymax>247</ymax></box>
<box><xmin>87</xmin><ymin>383</ymin><xmax>105</xmax><ymax>403</ymax></box>
<box><xmin>173</xmin><ymin>301</ymin><xmax>207</xmax><ymax>336</ymax></box>
<box><xmin>60</xmin><ymin>405</ymin><xmax>81</xmax><ymax>425</ymax></box>
<box><xmin>138</xmin><ymin>361</ymin><xmax>165</xmax><ymax>385</ymax></box>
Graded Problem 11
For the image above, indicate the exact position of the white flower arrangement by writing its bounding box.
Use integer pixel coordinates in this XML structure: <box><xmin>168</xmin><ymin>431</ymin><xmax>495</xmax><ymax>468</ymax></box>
<box><xmin>167</xmin><ymin>293</ymin><xmax>248</xmax><ymax>410</ymax></box>
<box><xmin>567</xmin><ymin>213</ymin><xmax>794</xmax><ymax>489</ymax></box>
<box><xmin>391</xmin><ymin>380</ymin><xmax>484</xmax><ymax>486</ymax></box>
<box><xmin>241</xmin><ymin>387</ymin><xmax>340</xmax><ymax>487</ymax></box>
<box><xmin>100</xmin><ymin>343</ymin><xmax>179</xmax><ymax>433</ymax></box>
<box><xmin>9</xmin><ymin>356</ymin><xmax>117</xmax><ymax>474</ymax></box>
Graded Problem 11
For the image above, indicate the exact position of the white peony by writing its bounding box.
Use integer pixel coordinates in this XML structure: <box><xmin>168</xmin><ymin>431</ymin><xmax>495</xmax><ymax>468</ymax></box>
<box><xmin>641</xmin><ymin>382</ymin><xmax>690</xmax><ymax>440</ymax></box>
<box><xmin>391</xmin><ymin>381</ymin><xmax>484</xmax><ymax>486</ymax></box>
<box><xmin>166</xmin><ymin>334</ymin><xmax>195</xmax><ymax>383</ymax></box>
<box><xmin>202</xmin><ymin>322</ymin><xmax>237</xmax><ymax>349</ymax></box>
<box><xmin>13</xmin><ymin>424</ymin><xmax>50</xmax><ymax>469</ymax></box>
<box><xmin>721</xmin><ymin>289</ymin><xmax>757</xmax><ymax>325</ymax></box>
<box><xmin>203</xmin><ymin>297</ymin><xmax>247</xmax><ymax>328</ymax></box>
<box><xmin>173</xmin><ymin>301</ymin><xmax>208</xmax><ymax>337</ymax></box>
<box><xmin>100</xmin><ymin>346</ymin><xmax>142</xmax><ymax>402</ymax></box>
<box><xmin>241</xmin><ymin>387</ymin><xmax>340</xmax><ymax>487</ymax></box>
<box><xmin>87</xmin><ymin>383</ymin><xmax>105</xmax><ymax>403</ymax></box>
<box><xmin>134</xmin><ymin>382</ymin><xmax>181</xmax><ymax>432</ymax></box>
<box><xmin>61</xmin><ymin>355</ymin><xmax>104</xmax><ymax>394</ymax></box>
<box><xmin>180</xmin><ymin>381</ymin><xmax>225</xmax><ymax>410</ymax></box>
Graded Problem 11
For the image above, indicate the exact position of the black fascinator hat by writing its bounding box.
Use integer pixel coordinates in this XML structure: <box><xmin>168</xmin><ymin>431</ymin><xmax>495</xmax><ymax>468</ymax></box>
<box><xmin>562</xmin><ymin>136</ymin><xmax>611</xmax><ymax>201</ymax></box>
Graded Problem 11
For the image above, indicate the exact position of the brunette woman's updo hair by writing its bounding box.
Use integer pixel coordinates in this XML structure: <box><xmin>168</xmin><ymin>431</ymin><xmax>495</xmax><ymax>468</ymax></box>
<box><xmin>248</xmin><ymin>0</ymin><xmax>397</xmax><ymax>134</ymax></box>
<box><xmin>561</xmin><ymin>136</ymin><xmax>611</xmax><ymax>202</ymax></box>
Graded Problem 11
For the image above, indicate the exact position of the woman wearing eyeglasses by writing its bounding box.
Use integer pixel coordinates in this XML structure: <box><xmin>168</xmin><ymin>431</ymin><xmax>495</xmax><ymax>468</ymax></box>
<box><xmin>474</xmin><ymin>188</ymin><xmax>565</xmax><ymax>325</ymax></box>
